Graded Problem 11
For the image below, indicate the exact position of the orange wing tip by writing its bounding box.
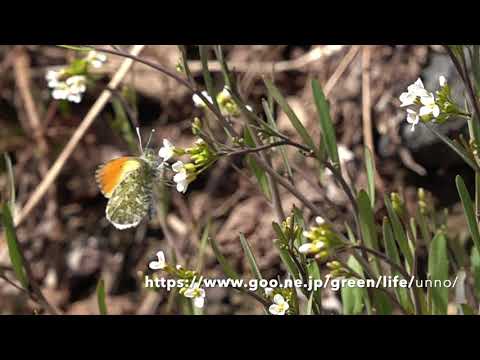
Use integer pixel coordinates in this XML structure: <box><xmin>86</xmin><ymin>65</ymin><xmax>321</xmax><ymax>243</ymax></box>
<box><xmin>96</xmin><ymin>157</ymin><xmax>140</xmax><ymax>198</ymax></box>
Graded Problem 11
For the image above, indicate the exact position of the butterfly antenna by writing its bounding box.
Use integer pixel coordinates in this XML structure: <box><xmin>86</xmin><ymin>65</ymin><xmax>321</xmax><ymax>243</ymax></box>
<box><xmin>145</xmin><ymin>129</ymin><xmax>155</xmax><ymax>150</ymax></box>
<box><xmin>135</xmin><ymin>127</ymin><xmax>143</xmax><ymax>153</ymax></box>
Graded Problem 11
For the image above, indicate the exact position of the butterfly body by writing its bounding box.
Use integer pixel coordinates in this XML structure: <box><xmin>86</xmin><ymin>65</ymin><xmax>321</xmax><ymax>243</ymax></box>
<box><xmin>96</xmin><ymin>148</ymin><xmax>160</xmax><ymax>230</ymax></box>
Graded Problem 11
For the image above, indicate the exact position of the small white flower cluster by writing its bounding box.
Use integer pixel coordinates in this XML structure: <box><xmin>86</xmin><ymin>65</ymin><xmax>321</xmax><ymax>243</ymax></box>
<box><xmin>192</xmin><ymin>86</ymin><xmax>253</xmax><ymax>114</ymax></box>
<box><xmin>171</xmin><ymin>160</ymin><xmax>190</xmax><ymax>193</ymax></box>
<box><xmin>158</xmin><ymin>139</ymin><xmax>195</xmax><ymax>194</ymax></box>
<box><xmin>299</xmin><ymin>216</ymin><xmax>326</xmax><ymax>255</ymax></box>
<box><xmin>148</xmin><ymin>250</ymin><xmax>206</xmax><ymax>309</ymax></box>
<box><xmin>158</xmin><ymin>137</ymin><xmax>216</xmax><ymax>194</ymax></box>
<box><xmin>45</xmin><ymin>50</ymin><xmax>107</xmax><ymax>104</ymax></box>
<box><xmin>85</xmin><ymin>50</ymin><xmax>107</xmax><ymax>69</ymax></box>
<box><xmin>399</xmin><ymin>77</ymin><xmax>446</xmax><ymax>131</ymax></box>
<box><xmin>46</xmin><ymin>71</ymin><xmax>87</xmax><ymax>103</ymax></box>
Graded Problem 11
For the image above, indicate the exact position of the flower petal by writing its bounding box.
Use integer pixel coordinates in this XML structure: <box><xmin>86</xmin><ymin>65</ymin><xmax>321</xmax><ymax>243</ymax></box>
<box><xmin>273</xmin><ymin>294</ymin><xmax>285</xmax><ymax>305</ymax></box>
<box><xmin>269</xmin><ymin>304</ymin><xmax>283</xmax><ymax>315</ymax></box>
<box><xmin>193</xmin><ymin>296</ymin><xmax>205</xmax><ymax>308</ymax></box>
<box><xmin>439</xmin><ymin>75</ymin><xmax>447</xmax><ymax>87</ymax></box>
<box><xmin>299</xmin><ymin>243</ymin><xmax>314</xmax><ymax>254</ymax></box>
<box><xmin>172</xmin><ymin>161</ymin><xmax>184</xmax><ymax>173</ymax></box>
<box><xmin>419</xmin><ymin>106</ymin><xmax>432</xmax><ymax>117</ymax></box>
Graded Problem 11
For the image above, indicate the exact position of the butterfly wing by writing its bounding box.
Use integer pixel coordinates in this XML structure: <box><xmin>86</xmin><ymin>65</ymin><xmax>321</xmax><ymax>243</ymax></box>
<box><xmin>105</xmin><ymin>159</ymin><xmax>155</xmax><ymax>230</ymax></box>
<box><xmin>96</xmin><ymin>157</ymin><xmax>141</xmax><ymax>198</ymax></box>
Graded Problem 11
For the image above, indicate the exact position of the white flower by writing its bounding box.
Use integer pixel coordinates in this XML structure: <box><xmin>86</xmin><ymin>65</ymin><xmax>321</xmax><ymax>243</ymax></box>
<box><xmin>419</xmin><ymin>93</ymin><xmax>440</xmax><ymax>118</ymax></box>
<box><xmin>399</xmin><ymin>78</ymin><xmax>428</xmax><ymax>107</ymax></box>
<box><xmin>406</xmin><ymin>109</ymin><xmax>420</xmax><ymax>131</ymax></box>
<box><xmin>149</xmin><ymin>251</ymin><xmax>166</xmax><ymax>270</ymax></box>
<box><xmin>66</xmin><ymin>75</ymin><xmax>87</xmax><ymax>94</ymax></box>
<box><xmin>48</xmin><ymin>74</ymin><xmax>87</xmax><ymax>104</ymax></box>
<box><xmin>192</xmin><ymin>91</ymin><xmax>213</xmax><ymax>108</ymax></box>
<box><xmin>315</xmin><ymin>216</ymin><xmax>325</xmax><ymax>225</ymax></box>
<box><xmin>172</xmin><ymin>161</ymin><xmax>189</xmax><ymax>193</ymax></box>
<box><xmin>269</xmin><ymin>294</ymin><xmax>289</xmax><ymax>315</ymax></box>
<box><xmin>46</xmin><ymin>69</ymin><xmax>64</xmax><ymax>88</ymax></box>
<box><xmin>246</xmin><ymin>105</ymin><xmax>253</xmax><ymax>112</ymax></box>
<box><xmin>219</xmin><ymin>86</ymin><xmax>232</xmax><ymax>100</ymax></box>
<box><xmin>439</xmin><ymin>75</ymin><xmax>447</xmax><ymax>87</ymax></box>
<box><xmin>158</xmin><ymin>139</ymin><xmax>175</xmax><ymax>161</ymax></box>
<box><xmin>298</xmin><ymin>241</ymin><xmax>325</xmax><ymax>255</ymax></box>
<box><xmin>184</xmin><ymin>286</ymin><xmax>206</xmax><ymax>308</ymax></box>
<box><xmin>86</xmin><ymin>50</ymin><xmax>107</xmax><ymax>68</ymax></box>
<box><xmin>264</xmin><ymin>287</ymin><xmax>273</xmax><ymax>297</ymax></box>
<box><xmin>51</xmin><ymin>85</ymin><xmax>70</xmax><ymax>101</ymax></box>
<box><xmin>408</xmin><ymin>78</ymin><xmax>429</xmax><ymax>97</ymax></box>
<box><xmin>399</xmin><ymin>91</ymin><xmax>417</xmax><ymax>107</ymax></box>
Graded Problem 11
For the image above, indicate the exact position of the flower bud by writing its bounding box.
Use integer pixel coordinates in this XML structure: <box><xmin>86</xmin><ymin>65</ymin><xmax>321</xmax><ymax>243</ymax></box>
<box><xmin>192</xmin><ymin>117</ymin><xmax>202</xmax><ymax>135</ymax></box>
<box><xmin>391</xmin><ymin>192</ymin><xmax>405</xmax><ymax>218</ymax></box>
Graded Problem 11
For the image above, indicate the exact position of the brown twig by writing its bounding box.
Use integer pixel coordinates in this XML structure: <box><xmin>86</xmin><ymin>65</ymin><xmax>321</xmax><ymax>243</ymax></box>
<box><xmin>12</xmin><ymin>47</ymin><xmax>60</xmax><ymax>235</ymax></box>
<box><xmin>361</xmin><ymin>45</ymin><xmax>385</xmax><ymax>192</ymax></box>
<box><xmin>362</xmin><ymin>46</ymin><xmax>374</xmax><ymax>155</ymax></box>
<box><xmin>324</xmin><ymin>45</ymin><xmax>361</xmax><ymax>97</ymax></box>
<box><xmin>186</xmin><ymin>45</ymin><xmax>346</xmax><ymax>74</ymax></box>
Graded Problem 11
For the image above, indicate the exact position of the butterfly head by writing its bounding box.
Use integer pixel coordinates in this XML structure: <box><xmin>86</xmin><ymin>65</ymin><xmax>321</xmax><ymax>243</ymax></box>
<box><xmin>136</xmin><ymin>127</ymin><xmax>162</xmax><ymax>168</ymax></box>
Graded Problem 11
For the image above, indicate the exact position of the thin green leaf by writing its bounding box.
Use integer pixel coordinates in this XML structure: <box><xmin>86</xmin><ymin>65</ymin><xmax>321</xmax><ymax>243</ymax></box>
<box><xmin>305</xmin><ymin>292</ymin><xmax>315</xmax><ymax>315</ymax></box>
<box><xmin>239</xmin><ymin>233</ymin><xmax>263</xmax><ymax>280</ymax></box>
<box><xmin>357</xmin><ymin>190</ymin><xmax>380</xmax><ymax>274</ymax></box>
<box><xmin>209</xmin><ymin>236</ymin><xmax>240</xmax><ymax>280</ymax></box>
<box><xmin>416</xmin><ymin>210</ymin><xmax>432</xmax><ymax>247</ymax></box>
<box><xmin>243</xmin><ymin>126</ymin><xmax>271</xmax><ymax>200</ymax></box>
<box><xmin>471</xmin><ymin>45</ymin><xmax>480</xmax><ymax>94</ymax></box>
<box><xmin>96</xmin><ymin>278</ymin><xmax>108</xmax><ymax>315</ymax></box>
<box><xmin>306</xmin><ymin>260</ymin><xmax>322</xmax><ymax>312</ymax></box>
<box><xmin>272</xmin><ymin>238</ymin><xmax>300</xmax><ymax>281</ymax></box>
<box><xmin>460</xmin><ymin>304</ymin><xmax>475</xmax><ymax>315</ymax></box>
<box><xmin>471</xmin><ymin>247</ymin><xmax>480</xmax><ymax>300</ymax></box>
<box><xmin>57</xmin><ymin>45</ymin><xmax>91</xmax><ymax>52</ymax></box>
<box><xmin>382</xmin><ymin>217</ymin><xmax>413</xmax><ymax>313</ymax></box>
<box><xmin>311</xmin><ymin>79</ymin><xmax>339</xmax><ymax>167</ymax></box>
<box><xmin>384</xmin><ymin>195</ymin><xmax>414</xmax><ymax>269</ymax></box>
<box><xmin>364</xmin><ymin>147</ymin><xmax>375</xmax><ymax>207</ymax></box>
<box><xmin>262</xmin><ymin>99</ymin><xmax>294</xmax><ymax>182</ymax></box>
<box><xmin>1</xmin><ymin>204</ymin><xmax>28</xmax><ymax>288</ymax></box>
<box><xmin>195</xmin><ymin>220</ymin><xmax>211</xmax><ymax>273</ymax></box>
<box><xmin>272</xmin><ymin>222</ymin><xmax>288</xmax><ymax>244</ymax></box>
<box><xmin>3</xmin><ymin>153</ymin><xmax>15</xmax><ymax>208</ymax></box>
<box><xmin>198</xmin><ymin>45</ymin><xmax>220</xmax><ymax>112</ymax></box>
<box><xmin>456</xmin><ymin>175</ymin><xmax>480</xmax><ymax>253</ymax></box>
<box><xmin>425</xmin><ymin>123</ymin><xmax>480</xmax><ymax>172</ymax></box>
<box><xmin>213</xmin><ymin>46</ymin><xmax>235</xmax><ymax>90</ymax></box>
<box><xmin>467</xmin><ymin>116</ymin><xmax>480</xmax><ymax>149</ymax></box>
<box><xmin>264</xmin><ymin>78</ymin><xmax>317</xmax><ymax>154</ymax></box>
<box><xmin>428</xmin><ymin>231</ymin><xmax>449</xmax><ymax>315</ymax></box>
<box><xmin>372</xmin><ymin>290</ymin><xmax>393</xmax><ymax>315</ymax></box>
<box><xmin>341</xmin><ymin>256</ymin><xmax>365</xmax><ymax>314</ymax></box>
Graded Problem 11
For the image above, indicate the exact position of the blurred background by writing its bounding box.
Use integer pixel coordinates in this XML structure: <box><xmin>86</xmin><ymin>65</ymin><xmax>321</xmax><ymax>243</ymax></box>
<box><xmin>0</xmin><ymin>45</ymin><xmax>472</xmax><ymax>314</ymax></box>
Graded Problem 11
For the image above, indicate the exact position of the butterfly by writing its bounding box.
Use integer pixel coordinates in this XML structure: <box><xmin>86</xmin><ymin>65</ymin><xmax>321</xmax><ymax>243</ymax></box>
<box><xmin>95</xmin><ymin>128</ymin><xmax>164</xmax><ymax>230</ymax></box>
